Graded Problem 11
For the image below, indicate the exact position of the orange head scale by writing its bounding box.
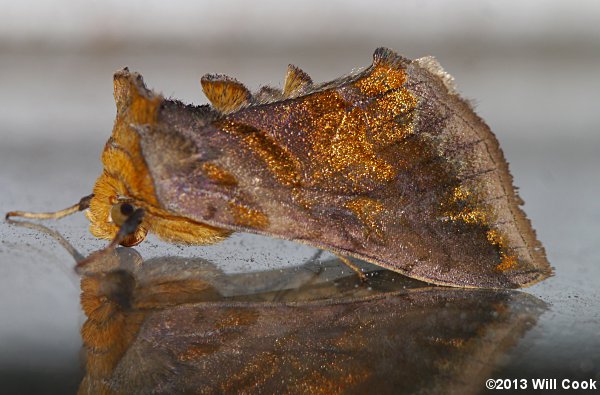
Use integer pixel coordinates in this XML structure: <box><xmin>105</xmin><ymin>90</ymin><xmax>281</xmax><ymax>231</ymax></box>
<box><xmin>7</xmin><ymin>48</ymin><xmax>552</xmax><ymax>288</ymax></box>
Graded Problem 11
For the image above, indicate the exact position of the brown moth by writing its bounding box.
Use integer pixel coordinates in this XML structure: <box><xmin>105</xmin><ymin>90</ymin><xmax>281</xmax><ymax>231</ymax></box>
<box><xmin>7</xmin><ymin>47</ymin><xmax>552</xmax><ymax>288</ymax></box>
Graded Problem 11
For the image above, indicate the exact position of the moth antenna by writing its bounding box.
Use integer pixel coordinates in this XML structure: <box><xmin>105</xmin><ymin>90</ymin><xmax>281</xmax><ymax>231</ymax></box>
<box><xmin>5</xmin><ymin>194</ymin><xmax>94</xmax><ymax>221</ymax></box>
<box><xmin>283</xmin><ymin>64</ymin><xmax>312</xmax><ymax>98</ymax></box>
<box><xmin>200</xmin><ymin>74</ymin><xmax>251</xmax><ymax>114</ymax></box>
<box><xmin>75</xmin><ymin>208</ymin><xmax>145</xmax><ymax>274</ymax></box>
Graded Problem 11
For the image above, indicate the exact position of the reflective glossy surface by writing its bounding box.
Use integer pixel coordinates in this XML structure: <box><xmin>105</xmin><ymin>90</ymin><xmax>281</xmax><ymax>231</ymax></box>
<box><xmin>76</xmin><ymin>250</ymin><xmax>544</xmax><ymax>395</ymax></box>
<box><xmin>1</xmin><ymin>45</ymin><xmax>599</xmax><ymax>394</ymax></box>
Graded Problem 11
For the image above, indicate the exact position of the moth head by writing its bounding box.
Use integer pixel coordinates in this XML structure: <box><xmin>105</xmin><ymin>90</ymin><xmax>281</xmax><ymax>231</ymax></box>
<box><xmin>85</xmin><ymin>69</ymin><xmax>230</xmax><ymax>247</ymax></box>
<box><xmin>86</xmin><ymin>168</ymin><xmax>150</xmax><ymax>247</ymax></box>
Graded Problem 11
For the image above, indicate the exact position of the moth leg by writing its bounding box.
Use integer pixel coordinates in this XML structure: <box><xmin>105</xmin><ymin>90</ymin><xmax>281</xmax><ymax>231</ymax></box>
<box><xmin>75</xmin><ymin>208</ymin><xmax>145</xmax><ymax>274</ymax></box>
<box><xmin>333</xmin><ymin>254</ymin><xmax>368</xmax><ymax>283</ymax></box>
<box><xmin>271</xmin><ymin>250</ymin><xmax>325</xmax><ymax>302</ymax></box>
<box><xmin>6</xmin><ymin>194</ymin><xmax>93</xmax><ymax>220</ymax></box>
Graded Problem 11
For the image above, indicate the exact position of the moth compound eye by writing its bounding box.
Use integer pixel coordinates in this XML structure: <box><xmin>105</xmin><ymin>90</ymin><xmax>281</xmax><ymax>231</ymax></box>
<box><xmin>120</xmin><ymin>202</ymin><xmax>134</xmax><ymax>216</ymax></box>
<box><xmin>111</xmin><ymin>202</ymin><xmax>136</xmax><ymax>227</ymax></box>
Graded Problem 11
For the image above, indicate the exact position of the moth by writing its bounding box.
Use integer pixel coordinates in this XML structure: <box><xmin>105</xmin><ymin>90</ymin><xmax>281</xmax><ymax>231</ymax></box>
<box><xmin>7</xmin><ymin>47</ymin><xmax>552</xmax><ymax>288</ymax></box>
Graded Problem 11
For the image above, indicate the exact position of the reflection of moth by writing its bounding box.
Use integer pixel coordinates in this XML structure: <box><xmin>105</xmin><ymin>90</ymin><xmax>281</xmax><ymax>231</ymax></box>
<box><xmin>8</xmin><ymin>47</ymin><xmax>551</xmax><ymax>288</ymax></box>
<box><xmin>78</xmin><ymin>253</ymin><xmax>546</xmax><ymax>395</ymax></box>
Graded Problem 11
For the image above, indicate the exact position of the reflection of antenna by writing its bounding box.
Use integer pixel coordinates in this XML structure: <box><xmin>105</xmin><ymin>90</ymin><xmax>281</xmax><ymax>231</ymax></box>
<box><xmin>7</xmin><ymin>205</ymin><xmax>145</xmax><ymax>274</ymax></box>
<box><xmin>6</xmin><ymin>218</ymin><xmax>85</xmax><ymax>263</ymax></box>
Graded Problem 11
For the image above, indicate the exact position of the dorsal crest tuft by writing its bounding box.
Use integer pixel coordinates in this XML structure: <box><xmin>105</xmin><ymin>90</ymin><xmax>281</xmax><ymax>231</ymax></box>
<box><xmin>372</xmin><ymin>47</ymin><xmax>407</xmax><ymax>68</ymax></box>
<box><xmin>201</xmin><ymin>74</ymin><xmax>252</xmax><ymax>114</ymax></box>
<box><xmin>283</xmin><ymin>64</ymin><xmax>313</xmax><ymax>98</ymax></box>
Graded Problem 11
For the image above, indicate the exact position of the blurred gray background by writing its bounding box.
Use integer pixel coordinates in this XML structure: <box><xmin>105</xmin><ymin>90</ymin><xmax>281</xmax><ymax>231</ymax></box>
<box><xmin>1</xmin><ymin>1</ymin><xmax>599</xmax><ymax>394</ymax></box>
